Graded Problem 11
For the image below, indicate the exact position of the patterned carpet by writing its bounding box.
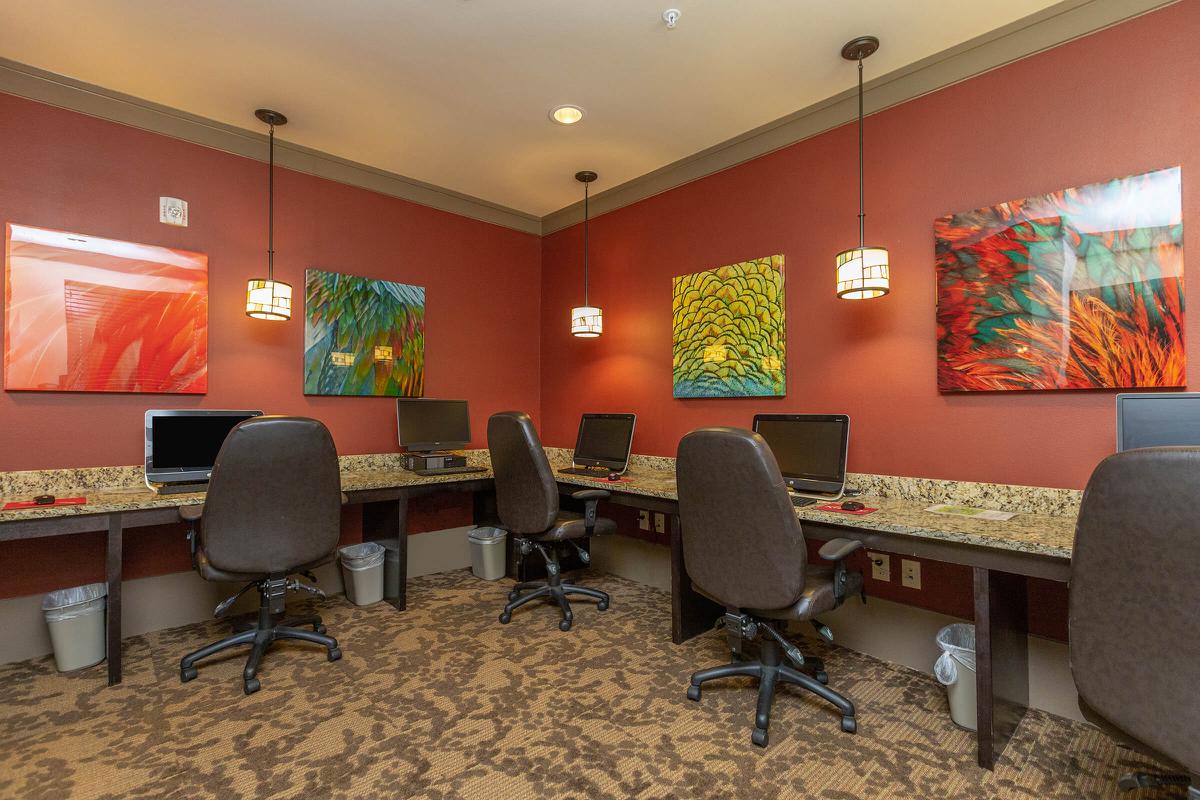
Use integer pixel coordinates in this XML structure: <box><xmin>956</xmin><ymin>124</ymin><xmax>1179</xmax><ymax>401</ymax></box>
<box><xmin>0</xmin><ymin>570</ymin><xmax>1181</xmax><ymax>799</ymax></box>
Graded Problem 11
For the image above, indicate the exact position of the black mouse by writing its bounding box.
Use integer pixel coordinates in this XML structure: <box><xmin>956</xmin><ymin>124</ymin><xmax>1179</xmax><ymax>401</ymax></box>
<box><xmin>33</xmin><ymin>494</ymin><xmax>56</xmax><ymax>505</ymax></box>
<box><xmin>607</xmin><ymin>472</ymin><xmax>621</xmax><ymax>482</ymax></box>
<box><xmin>840</xmin><ymin>500</ymin><xmax>865</xmax><ymax>511</ymax></box>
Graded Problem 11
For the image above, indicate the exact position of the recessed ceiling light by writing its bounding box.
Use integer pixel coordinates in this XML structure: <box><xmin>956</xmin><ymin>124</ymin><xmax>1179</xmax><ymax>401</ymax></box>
<box><xmin>549</xmin><ymin>105</ymin><xmax>585</xmax><ymax>125</ymax></box>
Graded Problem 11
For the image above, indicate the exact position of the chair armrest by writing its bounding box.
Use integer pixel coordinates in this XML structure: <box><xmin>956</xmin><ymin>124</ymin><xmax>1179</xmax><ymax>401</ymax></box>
<box><xmin>179</xmin><ymin>504</ymin><xmax>203</xmax><ymax>523</ymax></box>
<box><xmin>570</xmin><ymin>489</ymin><xmax>611</xmax><ymax>502</ymax></box>
<box><xmin>818</xmin><ymin>538</ymin><xmax>862</xmax><ymax>562</ymax></box>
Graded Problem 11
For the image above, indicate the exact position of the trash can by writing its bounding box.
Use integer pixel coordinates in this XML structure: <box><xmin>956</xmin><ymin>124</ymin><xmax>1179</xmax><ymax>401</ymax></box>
<box><xmin>42</xmin><ymin>583</ymin><xmax>107</xmax><ymax>672</ymax></box>
<box><xmin>339</xmin><ymin>542</ymin><xmax>386</xmax><ymax>606</ymax></box>
<box><xmin>379</xmin><ymin>538</ymin><xmax>402</xmax><ymax>601</ymax></box>
<box><xmin>468</xmin><ymin>527</ymin><xmax>507</xmax><ymax>581</ymax></box>
<box><xmin>934</xmin><ymin>623</ymin><xmax>977</xmax><ymax>731</ymax></box>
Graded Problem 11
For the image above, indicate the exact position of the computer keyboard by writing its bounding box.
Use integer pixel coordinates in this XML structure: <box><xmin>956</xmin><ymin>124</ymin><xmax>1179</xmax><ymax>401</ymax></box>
<box><xmin>557</xmin><ymin>467</ymin><xmax>616</xmax><ymax>477</ymax></box>
<box><xmin>790</xmin><ymin>495</ymin><xmax>817</xmax><ymax>507</ymax></box>
<box><xmin>413</xmin><ymin>466</ymin><xmax>487</xmax><ymax>477</ymax></box>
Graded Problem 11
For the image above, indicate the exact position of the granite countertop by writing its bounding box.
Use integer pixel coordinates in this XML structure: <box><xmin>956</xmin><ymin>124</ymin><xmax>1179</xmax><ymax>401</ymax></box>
<box><xmin>1</xmin><ymin>448</ymin><xmax>1077</xmax><ymax>559</ymax></box>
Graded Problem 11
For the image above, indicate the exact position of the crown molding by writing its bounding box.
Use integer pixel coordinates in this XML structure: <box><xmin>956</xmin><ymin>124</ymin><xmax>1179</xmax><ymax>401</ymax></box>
<box><xmin>539</xmin><ymin>0</ymin><xmax>1178</xmax><ymax>235</ymax></box>
<box><xmin>0</xmin><ymin>58</ymin><xmax>542</xmax><ymax>236</ymax></box>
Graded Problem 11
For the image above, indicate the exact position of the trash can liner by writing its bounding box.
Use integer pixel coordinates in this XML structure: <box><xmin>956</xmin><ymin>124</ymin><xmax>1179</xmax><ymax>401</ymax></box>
<box><xmin>935</xmin><ymin>623</ymin><xmax>975</xmax><ymax>670</ymax></box>
<box><xmin>339</xmin><ymin>542</ymin><xmax>386</xmax><ymax>568</ymax></box>
<box><xmin>42</xmin><ymin>583</ymin><xmax>107</xmax><ymax>623</ymax></box>
<box><xmin>934</xmin><ymin>652</ymin><xmax>958</xmax><ymax>685</ymax></box>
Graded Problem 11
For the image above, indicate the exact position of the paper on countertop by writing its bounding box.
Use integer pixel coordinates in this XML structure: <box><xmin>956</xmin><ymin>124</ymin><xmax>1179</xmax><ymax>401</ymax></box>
<box><xmin>923</xmin><ymin>504</ymin><xmax>1016</xmax><ymax>521</ymax></box>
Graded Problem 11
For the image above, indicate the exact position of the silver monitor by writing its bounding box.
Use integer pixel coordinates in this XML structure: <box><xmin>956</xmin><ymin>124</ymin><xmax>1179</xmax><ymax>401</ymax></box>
<box><xmin>144</xmin><ymin>409</ymin><xmax>263</xmax><ymax>487</ymax></box>
<box><xmin>1116</xmin><ymin>393</ymin><xmax>1200</xmax><ymax>452</ymax></box>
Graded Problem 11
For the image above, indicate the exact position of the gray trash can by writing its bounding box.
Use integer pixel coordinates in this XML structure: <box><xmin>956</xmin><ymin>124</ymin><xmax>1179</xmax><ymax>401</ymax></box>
<box><xmin>468</xmin><ymin>527</ymin><xmax>507</xmax><ymax>581</ymax></box>
<box><xmin>934</xmin><ymin>623</ymin><xmax>977</xmax><ymax>731</ymax></box>
<box><xmin>339</xmin><ymin>542</ymin><xmax>386</xmax><ymax>606</ymax></box>
<box><xmin>378</xmin><ymin>538</ymin><xmax>402</xmax><ymax>601</ymax></box>
<box><xmin>42</xmin><ymin>583</ymin><xmax>107</xmax><ymax>672</ymax></box>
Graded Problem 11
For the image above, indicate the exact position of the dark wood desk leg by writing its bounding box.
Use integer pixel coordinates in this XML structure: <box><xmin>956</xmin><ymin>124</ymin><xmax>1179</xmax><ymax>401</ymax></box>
<box><xmin>670</xmin><ymin>513</ymin><xmax>723</xmax><ymax>644</ymax></box>
<box><xmin>362</xmin><ymin>496</ymin><xmax>407</xmax><ymax>611</ymax></box>
<box><xmin>106</xmin><ymin>514</ymin><xmax>123</xmax><ymax>686</ymax></box>
<box><xmin>974</xmin><ymin>567</ymin><xmax>1029</xmax><ymax>770</ymax></box>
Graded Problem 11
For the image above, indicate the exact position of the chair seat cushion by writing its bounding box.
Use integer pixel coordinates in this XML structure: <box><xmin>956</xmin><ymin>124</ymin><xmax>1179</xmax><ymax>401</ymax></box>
<box><xmin>695</xmin><ymin>566</ymin><xmax>862</xmax><ymax>621</ymax></box>
<box><xmin>532</xmin><ymin>511</ymin><xmax>617</xmax><ymax>541</ymax></box>
<box><xmin>195</xmin><ymin>546</ymin><xmax>334</xmax><ymax>583</ymax></box>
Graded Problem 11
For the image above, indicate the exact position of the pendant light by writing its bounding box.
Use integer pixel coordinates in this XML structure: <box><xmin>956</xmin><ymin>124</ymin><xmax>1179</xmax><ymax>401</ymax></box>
<box><xmin>570</xmin><ymin>170</ymin><xmax>603</xmax><ymax>337</ymax></box>
<box><xmin>245</xmin><ymin>109</ymin><xmax>293</xmax><ymax>320</ymax></box>
<box><xmin>835</xmin><ymin>36</ymin><xmax>890</xmax><ymax>301</ymax></box>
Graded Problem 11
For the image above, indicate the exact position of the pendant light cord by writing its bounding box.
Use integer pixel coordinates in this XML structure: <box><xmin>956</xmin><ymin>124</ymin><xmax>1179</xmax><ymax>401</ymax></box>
<box><xmin>583</xmin><ymin>182</ymin><xmax>590</xmax><ymax>307</ymax></box>
<box><xmin>267</xmin><ymin>123</ymin><xmax>275</xmax><ymax>282</ymax></box>
<box><xmin>857</xmin><ymin>57</ymin><xmax>865</xmax><ymax>249</ymax></box>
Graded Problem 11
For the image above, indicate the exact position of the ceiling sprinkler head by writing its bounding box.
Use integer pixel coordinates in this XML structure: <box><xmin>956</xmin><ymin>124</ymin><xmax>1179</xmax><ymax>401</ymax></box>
<box><xmin>663</xmin><ymin>8</ymin><xmax>681</xmax><ymax>29</ymax></box>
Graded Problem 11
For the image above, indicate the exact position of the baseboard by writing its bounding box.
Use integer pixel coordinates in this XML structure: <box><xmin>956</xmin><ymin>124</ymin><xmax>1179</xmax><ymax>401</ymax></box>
<box><xmin>0</xmin><ymin>526</ymin><xmax>474</xmax><ymax>667</ymax></box>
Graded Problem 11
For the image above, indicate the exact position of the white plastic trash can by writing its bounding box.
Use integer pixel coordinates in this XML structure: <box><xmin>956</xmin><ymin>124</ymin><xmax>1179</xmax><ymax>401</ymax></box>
<box><xmin>339</xmin><ymin>542</ymin><xmax>386</xmax><ymax>606</ymax></box>
<box><xmin>42</xmin><ymin>583</ymin><xmax>107</xmax><ymax>672</ymax></box>
<box><xmin>934</xmin><ymin>623</ymin><xmax>977</xmax><ymax>731</ymax></box>
<box><xmin>379</xmin><ymin>538</ymin><xmax>402</xmax><ymax>601</ymax></box>
<box><xmin>468</xmin><ymin>527</ymin><xmax>507</xmax><ymax>581</ymax></box>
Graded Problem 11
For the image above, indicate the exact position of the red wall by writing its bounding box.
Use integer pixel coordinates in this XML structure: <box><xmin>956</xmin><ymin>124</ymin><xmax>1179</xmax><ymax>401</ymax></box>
<box><xmin>539</xmin><ymin>1</ymin><xmax>1199</xmax><ymax>491</ymax></box>
<box><xmin>0</xmin><ymin>93</ymin><xmax>540</xmax><ymax>596</ymax></box>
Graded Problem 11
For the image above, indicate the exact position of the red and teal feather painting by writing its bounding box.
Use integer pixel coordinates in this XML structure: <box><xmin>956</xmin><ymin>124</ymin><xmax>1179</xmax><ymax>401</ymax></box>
<box><xmin>934</xmin><ymin>167</ymin><xmax>1184</xmax><ymax>391</ymax></box>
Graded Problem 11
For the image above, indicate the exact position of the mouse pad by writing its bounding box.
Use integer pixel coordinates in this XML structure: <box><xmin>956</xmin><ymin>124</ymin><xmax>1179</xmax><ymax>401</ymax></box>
<box><xmin>815</xmin><ymin>502</ymin><xmax>877</xmax><ymax>515</ymax></box>
<box><xmin>3</xmin><ymin>497</ymin><xmax>87</xmax><ymax>511</ymax></box>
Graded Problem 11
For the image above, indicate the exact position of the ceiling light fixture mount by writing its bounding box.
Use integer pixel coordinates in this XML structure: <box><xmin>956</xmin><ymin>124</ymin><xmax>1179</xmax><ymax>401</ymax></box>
<box><xmin>663</xmin><ymin>8</ymin><xmax>681</xmax><ymax>28</ymax></box>
<box><xmin>835</xmin><ymin>35</ymin><xmax>890</xmax><ymax>301</ymax></box>
<box><xmin>549</xmin><ymin>105</ymin><xmax>585</xmax><ymax>125</ymax></box>
<box><xmin>570</xmin><ymin>170</ymin><xmax>602</xmax><ymax>338</ymax></box>
<box><xmin>245</xmin><ymin>108</ymin><xmax>293</xmax><ymax>320</ymax></box>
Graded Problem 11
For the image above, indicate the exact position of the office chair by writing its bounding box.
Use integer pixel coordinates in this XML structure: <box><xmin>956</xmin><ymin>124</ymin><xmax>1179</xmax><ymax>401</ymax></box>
<box><xmin>676</xmin><ymin>427</ymin><xmax>862</xmax><ymax>747</ymax></box>
<box><xmin>488</xmin><ymin>411</ymin><xmax>615</xmax><ymax>631</ymax></box>
<box><xmin>178</xmin><ymin>416</ymin><xmax>344</xmax><ymax>695</ymax></box>
<box><xmin>1071</xmin><ymin>448</ymin><xmax>1199</xmax><ymax>796</ymax></box>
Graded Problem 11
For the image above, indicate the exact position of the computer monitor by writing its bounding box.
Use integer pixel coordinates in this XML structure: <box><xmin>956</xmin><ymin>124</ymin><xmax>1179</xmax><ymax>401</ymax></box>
<box><xmin>572</xmin><ymin>413</ymin><xmax>637</xmax><ymax>472</ymax></box>
<box><xmin>752</xmin><ymin>413</ymin><xmax>850</xmax><ymax>497</ymax></box>
<box><xmin>397</xmin><ymin>399</ymin><xmax>471</xmax><ymax>452</ymax></box>
<box><xmin>1116</xmin><ymin>393</ymin><xmax>1200</xmax><ymax>452</ymax></box>
<box><xmin>144</xmin><ymin>409</ymin><xmax>263</xmax><ymax>486</ymax></box>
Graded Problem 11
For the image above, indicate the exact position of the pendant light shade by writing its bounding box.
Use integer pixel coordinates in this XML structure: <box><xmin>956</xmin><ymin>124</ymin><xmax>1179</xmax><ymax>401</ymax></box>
<box><xmin>246</xmin><ymin>109</ymin><xmax>292</xmax><ymax>321</ymax></box>
<box><xmin>836</xmin><ymin>37</ymin><xmax>889</xmax><ymax>301</ymax></box>
<box><xmin>571</xmin><ymin>170</ymin><xmax>602</xmax><ymax>337</ymax></box>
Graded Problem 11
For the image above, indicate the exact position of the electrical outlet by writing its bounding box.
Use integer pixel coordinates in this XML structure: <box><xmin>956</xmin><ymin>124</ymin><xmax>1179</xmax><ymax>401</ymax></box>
<box><xmin>901</xmin><ymin>559</ymin><xmax>922</xmax><ymax>590</ymax></box>
<box><xmin>654</xmin><ymin>513</ymin><xmax>666</xmax><ymax>534</ymax></box>
<box><xmin>637</xmin><ymin>510</ymin><xmax>650</xmax><ymax>531</ymax></box>
<box><xmin>868</xmin><ymin>552</ymin><xmax>890</xmax><ymax>582</ymax></box>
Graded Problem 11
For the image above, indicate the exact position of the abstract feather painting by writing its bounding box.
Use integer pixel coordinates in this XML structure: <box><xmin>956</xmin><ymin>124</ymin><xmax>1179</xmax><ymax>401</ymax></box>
<box><xmin>935</xmin><ymin>167</ymin><xmax>1184</xmax><ymax>391</ymax></box>
<box><xmin>303</xmin><ymin>268</ymin><xmax>425</xmax><ymax>396</ymax></box>
<box><xmin>672</xmin><ymin>255</ymin><xmax>786</xmax><ymax>398</ymax></box>
<box><xmin>4</xmin><ymin>223</ymin><xmax>208</xmax><ymax>393</ymax></box>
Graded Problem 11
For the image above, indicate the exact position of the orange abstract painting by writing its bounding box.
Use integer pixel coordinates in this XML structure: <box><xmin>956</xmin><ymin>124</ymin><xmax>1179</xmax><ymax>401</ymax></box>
<box><xmin>4</xmin><ymin>224</ymin><xmax>208</xmax><ymax>393</ymax></box>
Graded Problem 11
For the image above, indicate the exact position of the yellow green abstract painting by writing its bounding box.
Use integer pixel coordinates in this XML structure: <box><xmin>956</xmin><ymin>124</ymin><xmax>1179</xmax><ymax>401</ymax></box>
<box><xmin>672</xmin><ymin>255</ymin><xmax>786</xmax><ymax>398</ymax></box>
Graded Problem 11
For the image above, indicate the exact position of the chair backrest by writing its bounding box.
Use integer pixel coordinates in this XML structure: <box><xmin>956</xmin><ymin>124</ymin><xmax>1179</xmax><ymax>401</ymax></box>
<box><xmin>676</xmin><ymin>427</ymin><xmax>807</xmax><ymax>610</ymax></box>
<box><xmin>487</xmin><ymin>411</ymin><xmax>559</xmax><ymax>534</ymax></box>
<box><xmin>1071</xmin><ymin>447</ymin><xmax>1200</xmax><ymax>774</ymax></box>
<box><xmin>200</xmin><ymin>416</ymin><xmax>342</xmax><ymax>575</ymax></box>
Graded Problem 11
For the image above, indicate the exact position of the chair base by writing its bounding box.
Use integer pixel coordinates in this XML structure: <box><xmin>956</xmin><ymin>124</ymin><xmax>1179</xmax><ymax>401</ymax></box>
<box><xmin>498</xmin><ymin>540</ymin><xmax>609</xmax><ymax>631</ymax></box>
<box><xmin>180</xmin><ymin>587</ymin><xmax>340</xmax><ymax>695</ymax></box>
<box><xmin>1117</xmin><ymin>771</ymin><xmax>1198</xmax><ymax>796</ymax></box>
<box><xmin>687</xmin><ymin>629</ymin><xmax>855</xmax><ymax>747</ymax></box>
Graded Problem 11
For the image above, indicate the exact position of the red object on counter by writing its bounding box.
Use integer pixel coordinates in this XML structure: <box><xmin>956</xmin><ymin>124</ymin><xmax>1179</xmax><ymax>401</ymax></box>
<box><xmin>815</xmin><ymin>502</ymin><xmax>877</xmax><ymax>515</ymax></box>
<box><xmin>2</xmin><ymin>497</ymin><xmax>87</xmax><ymax>510</ymax></box>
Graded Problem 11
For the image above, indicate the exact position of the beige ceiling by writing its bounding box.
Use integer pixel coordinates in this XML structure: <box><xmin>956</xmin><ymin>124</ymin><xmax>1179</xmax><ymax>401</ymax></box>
<box><xmin>1</xmin><ymin>0</ymin><xmax>1066</xmax><ymax>216</ymax></box>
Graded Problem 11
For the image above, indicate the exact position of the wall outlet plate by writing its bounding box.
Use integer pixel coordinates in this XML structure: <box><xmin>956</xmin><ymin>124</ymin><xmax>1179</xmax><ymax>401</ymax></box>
<box><xmin>654</xmin><ymin>512</ymin><xmax>666</xmax><ymax>534</ymax></box>
<box><xmin>901</xmin><ymin>559</ymin><xmax>922</xmax><ymax>590</ymax></box>
<box><xmin>638</xmin><ymin>510</ymin><xmax>650</xmax><ymax>531</ymax></box>
<box><xmin>868</xmin><ymin>552</ymin><xmax>890</xmax><ymax>582</ymax></box>
<box><xmin>159</xmin><ymin>196</ymin><xmax>188</xmax><ymax>226</ymax></box>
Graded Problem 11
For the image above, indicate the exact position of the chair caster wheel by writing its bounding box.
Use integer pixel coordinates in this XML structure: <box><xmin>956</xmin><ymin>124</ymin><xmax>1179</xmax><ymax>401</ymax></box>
<box><xmin>814</xmin><ymin>670</ymin><xmax>828</xmax><ymax>685</ymax></box>
<box><xmin>244</xmin><ymin>677</ymin><xmax>261</xmax><ymax>695</ymax></box>
<box><xmin>841</xmin><ymin>716</ymin><xmax>857</xmax><ymax>734</ymax></box>
<box><xmin>597</xmin><ymin>600</ymin><xmax>609</xmax><ymax>611</ymax></box>
<box><xmin>499</xmin><ymin>612</ymin><xmax>512</xmax><ymax>625</ymax></box>
<box><xmin>751</xmin><ymin>727</ymin><xmax>769</xmax><ymax>747</ymax></box>
<box><xmin>508</xmin><ymin>590</ymin><xmax>520</xmax><ymax>602</ymax></box>
<box><xmin>686</xmin><ymin>684</ymin><xmax>701</xmax><ymax>702</ymax></box>
<box><xmin>327</xmin><ymin>647</ymin><xmax>342</xmax><ymax>662</ymax></box>
<box><xmin>315</xmin><ymin>624</ymin><xmax>327</xmax><ymax>635</ymax></box>
<box><xmin>180</xmin><ymin>665</ymin><xmax>198</xmax><ymax>683</ymax></box>
<box><xmin>559</xmin><ymin>618</ymin><xmax>572</xmax><ymax>632</ymax></box>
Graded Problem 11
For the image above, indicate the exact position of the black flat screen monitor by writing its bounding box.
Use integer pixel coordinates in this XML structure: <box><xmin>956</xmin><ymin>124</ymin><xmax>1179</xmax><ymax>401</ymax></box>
<box><xmin>752</xmin><ymin>414</ymin><xmax>850</xmax><ymax>496</ymax></box>
<box><xmin>144</xmin><ymin>410</ymin><xmax>263</xmax><ymax>485</ymax></box>
<box><xmin>572</xmin><ymin>413</ymin><xmax>637</xmax><ymax>471</ymax></box>
<box><xmin>397</xmin><ymin>399</ymin><xmax>471</xmax><ymax>452</ymax></box>
<box><xmin>1116</xmin><ymin>393</ymin><xmax>1200</xmax><ymax>452</ymax></box>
